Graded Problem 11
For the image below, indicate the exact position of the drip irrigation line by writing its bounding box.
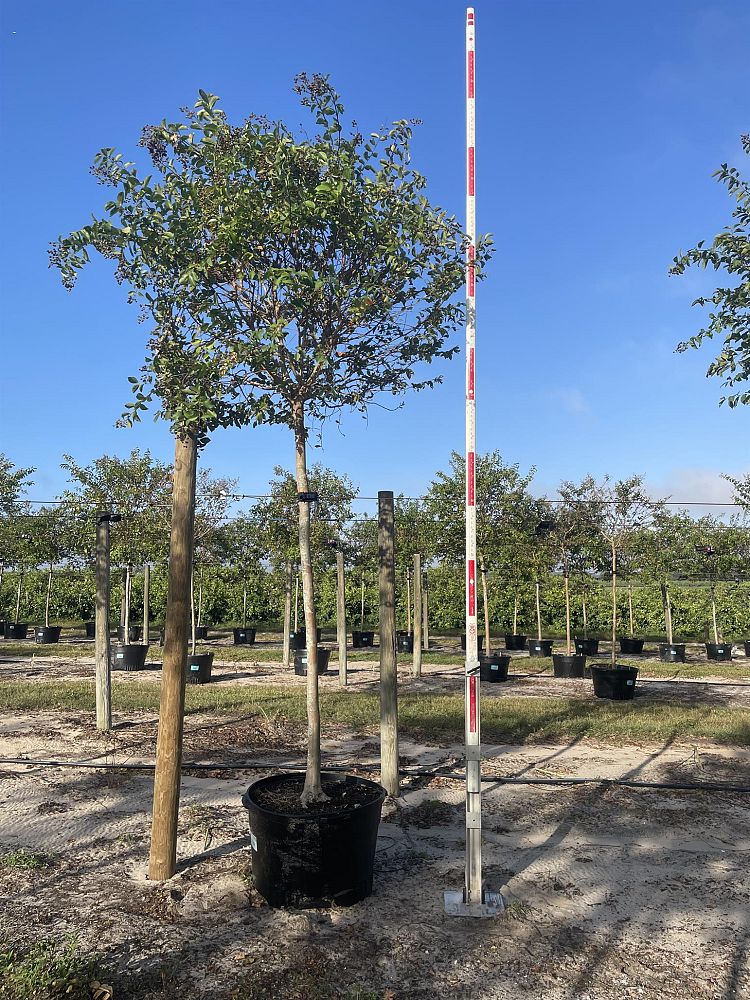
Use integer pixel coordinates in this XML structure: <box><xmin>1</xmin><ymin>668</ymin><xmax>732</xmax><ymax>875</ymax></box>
<box><xmin>0</xmin><ymin>756</ymin><xmax>747</xmax><ymax>793</ymax></box>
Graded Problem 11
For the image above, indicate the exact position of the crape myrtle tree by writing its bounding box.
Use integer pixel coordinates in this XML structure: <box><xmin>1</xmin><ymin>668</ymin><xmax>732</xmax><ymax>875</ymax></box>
<box><xmin>671</xmin><ymin>134</ymin><xmax>750</xmax><ymax>407</ymax></box>
<box><xmin>424</xmin><ymin>451</ymin><xmax>536</xmax><ymax>654</ymax></box>
<box><xmin>0</xmin><ymin>456</ymin><xmax>34</xmax><ymax>619</ymax></box>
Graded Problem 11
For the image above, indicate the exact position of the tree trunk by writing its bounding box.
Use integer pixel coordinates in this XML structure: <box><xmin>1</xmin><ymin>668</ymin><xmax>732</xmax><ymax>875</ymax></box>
<box><xmin>582</xmin><ymin>594</ymin><xmax>588</xmax><ymax>640</ymax></box>
<box><xmin>149</xmin><ymin>431</ymin><xmax>198</xmax><ymax>880</ymax></box>
<box><xmin>422</xmin><ymin>571</ymin><xmax>430</xmax><ymax>649</ymax></box>
<box><xmin>242</xmin><ymin>582</ymin><xmax>248</xmax><ymax>629</ymax></box>
<box><xmin>294</xmin><ymin>574</ymin><xmax>300</xmax><ymax>632</ymax></box>
<box><xmin>197</xmin><ymin>568</ymin><xmax>204</xmax><ymax>628</ymax></box>
<box><xmin>513</xmin><ymin>594</ymin><xmax>518</xmax><ymax>634</ymax></box>
<box><xmin>412</xmin><ymin>553</ymin><xmax>422</xmax><ymax>678</ymax></box>
<box><xmin>124</xmin><ymin>564</ymin><xmax>132</xmax><ymax>636</ymax></box>
<box><xmin>15</xmin><ymin>573</ymin><xmax>22</xmax><ymax>623</ymax></box>
<box><xmin>336</xmin><ymin>548</ymin><xmax>347</xmax><ymax>687</ymax></box>
<box><xmin>360</xmin><ymin>572</ymin><xmax>365</xmax><ymax>628</ymax></box>
<box><xmin>190</xmin><ymin>569</ymin><xmax>196</xmax><ymax>656</ymax></box>
<box><xmin>282</xmin><ymin>562</ymin><xmax>292</xmax><ymax>668</ymax></box>
<box><xmin>95</xmin><ymin>515</ymin><xmax>112</xmax><ymax>732</ymax></box>
<box><xmin>711</xmin><ymin>588</ymin><xmax>720</xmax><ymax>644</ymax></box>
<box><xmin>610</xmin><ymin>542</ymin><xmax>617</xmax><ymax>667</ymax></box>
<box><xmin>535</xmin><ymin>581</ymin><xmax>542</xmax><ymax>641</ymax></box>
<box><xmin>143</xmin><ymin>563</ymin><xmax>150</xmax><ymax>643</ymax></box>
<box><xmin>564</xmin><ymin>574</ymin><xmax>571</xmax><ymax>655</ymax></box>
<box><xmin>628</xmin><ymin>584</ymin><xmax>634</xmax><ymax>638</ymax></box>
<box><xmin>45</xmin><ymin>565</ymin><xmax>53</xmax><ymax>628</ymax></box>
<box><xmin>480</xmin><ymin>556</ymin><xmax>491</xmax><ymax>656</ymax></box>
<box><xmin>294</xmin><ymin>402</ymin><xmax>325</xmax><ymax>807</ymax></box>
<box><xmin>661</xmin><ymin>582</ymin><xmax>673</xmax><ymax>645</ymax></box>
<box><xmin>378</xmin><ymin>491</ymin><xmax>399</xmax><ymax>797</ymax></box>
<box><xmin>406</xmin><ymin>570</ymin><xmax>411</xmax><ymax>632</ymax></box>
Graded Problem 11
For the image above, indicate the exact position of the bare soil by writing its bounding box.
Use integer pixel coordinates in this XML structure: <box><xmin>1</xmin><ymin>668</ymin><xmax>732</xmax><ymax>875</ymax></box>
<box><xmin>0</xmin><ymin>704</ymin><xmax>748</xmax><ymax>999</ymax></box>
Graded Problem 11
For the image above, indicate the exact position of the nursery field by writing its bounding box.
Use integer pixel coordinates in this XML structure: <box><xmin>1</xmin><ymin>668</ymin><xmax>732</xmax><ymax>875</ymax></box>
<box><xmin>1</xmin><ymin>635</ymin><xmax>749</xmax><ymax>999</ymax></box>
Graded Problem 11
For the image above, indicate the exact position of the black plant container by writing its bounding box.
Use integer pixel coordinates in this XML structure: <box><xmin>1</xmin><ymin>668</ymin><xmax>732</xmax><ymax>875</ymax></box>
<box><xmin>744</xmin><ymin>641</ymin><xmax>750</xmax><ymax>657</ymax></box>
<box><xmin>193</xmin><ymin>625</ymin><xmax>209</xmax><ymax>641</ymax></box>
<box><xmin>290</xmin><ymin>628</ymin><xmax>322</xmax><ymax>650</ymax></box>
<box><xmin>659</xmin><ymin>643</ymin><xmax>686</xmax><ymax>663</ymax></box>
<box><xmin>118</xmin><ymin>624</ymin><xmax>143</xmax><ymax>643</ymax></box>
<box><xmin>705</xmin><ymin>642</ymin><xmax>732</xmax><ymax>662</ymax></box>
<box><xmin>233</xmin><ymin>627</ymin><xmax>257</xmax><ymax>645</ymax></box>
<box><xmin>552</xmin><ymin>653</ymin><xmax>586</xmax><ymax>678</ymax></box>
<box><xmin>293</xmin><ymin>647</ymin><xmax>331</xmax><ymax>676</ymax></box>
<box><xmin>527</xmin><ymin>639</ymin><xmax>553</xmax><ymax>657</ymax></box>
<box><xmin>479</xmin><ymin>653</ymin><xmax>510</xmax><ymax>682</ymax></box>
<box><xmin>5</xmin><ymin>622</ymin><xmax>29</xmax><ymax>640</ymax></box>
<box><xmin>396</xmin><ymin>632</ymin><xmax>414</xmax><ymax>653</ymax></box>
<box><xmin>241</xmin><ymin>772</ymin><xmax>386</xmax><ymax>908</ymax></box>
<box><xmin>0</xmin><ymin>621</ymin><xmax>4</xmax><ymax>637</ymax></box>
<box><xmin>460</xmin><ymin>633</ymin><xmax>485</xmax><ymax>652</ymax></box>
<box><xmin>504</xmin><ymin>634</ymin><xmax>527</xmax><ymax>651</ymax></box>
<box><xmin>352</xmin><ymin>630</ymin><xmax>375</xmax><ymax>648</ymax></box>
<box><xmin>591</xmin><ymin>664</ymin><xmax>638</xmax><ymax>700</ymax></box>
<box><xmin>35</xmin><ymin>626</ymin><xmax>62</xmax><ymax>644</ymax></box>
<box><xmin>84</xmin><ymin>621</ymin><xmax>96</xmax><ymax>639</ymax></box>
<box><xmin>574</xmin><ymin>638</ymin><xmax>599</xmax><ymax>656</ymax></box>
<box><xmin>112</xmin><ymin>643</ymin><xmax>148</xmax><ymax>671</ymax></box>
<box><xmin>187</xmin><ymin>651</ymin><xmax>214</xmax><ymax>684</ymax></box>
<box><xmin>619</xmin><ymin>637</ymin><xmax>644</xmax><ymax>655</ymax></box>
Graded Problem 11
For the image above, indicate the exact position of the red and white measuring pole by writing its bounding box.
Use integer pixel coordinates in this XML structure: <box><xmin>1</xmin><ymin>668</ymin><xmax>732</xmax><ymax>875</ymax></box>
<box><xmin>463</xmin><ymin>4</ymin><xmax>483</xmax><ymax>908</ymax></box>
<box><xmin>446</xmin><ymin>7</ymin><xmax>502</xmax><ymax>919</ymax></box>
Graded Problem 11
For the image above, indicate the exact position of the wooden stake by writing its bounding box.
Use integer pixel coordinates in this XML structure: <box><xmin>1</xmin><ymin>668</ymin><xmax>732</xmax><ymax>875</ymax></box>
<box><xmin>149</xmin><ymin>431</ymin><xmax>198</xmax><ymax>881</ymax></box>
<box><xmin>422</xmin><ymin>570</ymin><xmax>430</xmax><ymax>649</ymax></box>
<box><xmin>282</xmin><ymin>561</ymin><xmax>292</xmax><ymax>668</ymax></box>
<box><xmin>45</xmin><ymin>564</ymin><xmax>53</xmax><ymax>628</ymax></box>
<box><xmin>95</xmin><ymin>514</ymin><xmax>112</xmax><ymax>732</ymax></box>
<box><xmin>412</xmin><ymin>552</ymin><xmax>422</xmax><ymax>678</ymax></box>
<box><xmin>336</xmin><ymin>548</ymin><xmax>347</xmax><ymax>686</ymax></box>
<box><xmin>378</xmin><ymin>491</ymin><xmax>399</xmax><ymax>797</ymax></box>
<box><xmin>610</xmin><ymin>542</ymin><xmax>617</xmax><ymax>667</ymax></box>
<box><xmin>480</xmin><ymin>556</ymin><xmax>490</xmax><ymax>655</ymax></box>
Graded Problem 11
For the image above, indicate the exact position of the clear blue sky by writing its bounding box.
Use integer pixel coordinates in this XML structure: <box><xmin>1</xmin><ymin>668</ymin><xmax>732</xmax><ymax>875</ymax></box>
<box><xmin>1</xmin><ymin>0</ymin><xmax>747</xmax><ymax>511</ymax></box>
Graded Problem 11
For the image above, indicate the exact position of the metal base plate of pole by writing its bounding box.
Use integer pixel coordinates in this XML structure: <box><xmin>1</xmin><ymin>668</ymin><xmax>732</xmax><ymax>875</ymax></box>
<box><xmin>444</xmin><ymin>887</ymin><xmax>505</xmax><ymax>918</ymax></box>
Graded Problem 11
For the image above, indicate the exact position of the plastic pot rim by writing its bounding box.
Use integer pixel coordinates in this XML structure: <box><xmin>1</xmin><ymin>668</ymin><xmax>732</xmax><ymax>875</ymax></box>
<box><xmin>241</xmin><ymin>771</ymin><xmax>386</xmax><ymax>820</ymax></box>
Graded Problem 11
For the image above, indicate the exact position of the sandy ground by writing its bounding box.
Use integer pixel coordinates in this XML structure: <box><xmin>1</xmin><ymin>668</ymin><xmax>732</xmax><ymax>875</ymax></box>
<box><xmin>0</xmin><ymin>700</ymin><xmax>748</xmax><ymax>1000</ymax></box>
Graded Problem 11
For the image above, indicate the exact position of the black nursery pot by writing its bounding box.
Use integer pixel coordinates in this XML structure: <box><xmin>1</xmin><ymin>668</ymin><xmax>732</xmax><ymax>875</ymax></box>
<box><xmin>117</xmin><ymin>624</ymin><xmax>143</xmax><ymax>643</ymax></box>
<box><xmin>574</xmin><ymin>638</ymin><xmax>599</xmax><ymax>656</ymax></box>
<box><xmin>241</xmin><ymin>772</ymin><xmax>386</xmax><ymax>908</ymax></box>
<box><xmin>705</xmin><ymin>642</ymin><xmax>733</xmax><ymax>662</ymax></box>
<box><xmin>35</xmin><ymin>626</ymin><xmax>62</xmax><ymax>644</ymax></box>
<box><xmin>290</xmin><ymin>628</ymin><xmax>322</xmax><ymax>650</ymax></box>
<box><xmin>659</xmin><ymin>643</ymin><xmax>686</xmax><ymax>663</ymax></box>
<box><xmin>552</xmin><ymin>653</ymin><xmax>586</xmax><ymax>679</ymax></box>
<box><xmin>744</xmin><ymin>641</ymin><xmax>750</xmax><ymax>658</ymax></box>
<box><xmin>504</xmin><ymin>634</ymin><xmax>527</xmax><ymax>651</ymax></box>
<box><xmin>193</xmin><ymin>625</ymin><xmax>209</xmax><ymax>641</ymax></box>
<box><xmin>352</xmin><ymin>630</ymin><xmax>375</xmax><ymax>648</ymax></box>
<box><xmin>293</xmin><ymin>647</ymin><xmax>331</xmax><ymax>676</ymax></box>
<box><xmin>84</xmin><ymin>621</ymin><xmax>96</xmax><ymax>639</ymax></box>
<box><xmin>619</xmin><ymin>637</ymin><xmax>644</xmax><ymax>655</ymax></box>
<box><xmin>233</xmin><ymin>627</ymin><xmax>257</xmax><ymax>645</ymax></box>
<box><xmin>591</xmin><ymin>664</ymin><xmax>638</xmax><ymax>700</ymax></box>
<box><xmin>396</xmin><ymin>632</ymin><xmax>414</xmax><ymax>653</ymax></box>
<box><xmin>527</xmin><ymin>639</ymin><xmax>553</xmax><ymax>658</ymax></box>
<box><xmin>186</xmin><ymin>651</ymin><xmax>214</xmax><ymax>684</ymax></box>
<box><xmin>460</xmin><ymin>633</ymin><xmax>485</xmax><ymax>652</ymax></box>
<box><xmin>5</xmin><ymin>623</ymin><xmax>29</xmax><ymax>640</ymax></box>
<box><xmin>479</xmin><ymin>653</ymin><xmax>510</xmax><ymax>683</ymax></box>
<box><xmin>112</xmin><ymin>643</ymin><xmax>149</xmax><ymax>671</ymax></box>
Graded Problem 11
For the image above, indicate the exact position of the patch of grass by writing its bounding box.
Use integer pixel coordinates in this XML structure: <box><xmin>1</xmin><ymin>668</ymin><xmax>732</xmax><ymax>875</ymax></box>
<box><xmin>1</xmin><ymin>849</ymin><xmax>50</xmax><ymax>871</ymax></box>
<box><xmin>0</xmin><ymin>935</ymin><xmax>99</xmax><ymax>999</ymax></box>
<box><xmin>0</xmin><ymin>680</ymin><xmax>749</xmax><ymax>747</ymax></box>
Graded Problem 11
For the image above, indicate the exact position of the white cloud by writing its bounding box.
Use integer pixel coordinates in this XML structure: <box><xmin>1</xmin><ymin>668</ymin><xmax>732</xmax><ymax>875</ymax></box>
<box><xmin>647</xmin><ymin>467</ymin><xmax>748</xmax><ymax>518</ymax></box>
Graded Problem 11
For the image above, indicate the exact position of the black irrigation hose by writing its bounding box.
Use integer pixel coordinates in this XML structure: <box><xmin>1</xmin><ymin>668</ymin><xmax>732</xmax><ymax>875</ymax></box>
<box><xmin>0</xmin><ymin>756</ymin><xmax>748</xmax><ymax>793</ymax></box>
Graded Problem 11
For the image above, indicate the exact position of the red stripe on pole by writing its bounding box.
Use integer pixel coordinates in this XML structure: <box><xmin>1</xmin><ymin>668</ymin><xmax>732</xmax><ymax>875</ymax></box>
<box><xmin>468</xmin><ymin>347</ymin><xmax>475</xmax><ymax>400</ymax></box>
<box><xmin>469</xmin><ymin>676</ymin><xmax>477</xmax><ymax>732</ymax></box>
<box><xmin>468</xmin><ymin>452</ymin><xmax>475</xmax><ymax>504</ymax></box>
<box><xmin>468</xmin><ymin>559</ymin><xmax>476</xmax><ymax>615</ymax></box>
<box><xmin>468</xmin><ymin>51</ymin><xmax>475</xmax><ymax>97</ymax></box>
<box><xmin>468</xmin><ymin>147</ymin><xmax>475</xmax><ymax>195</ymax></box>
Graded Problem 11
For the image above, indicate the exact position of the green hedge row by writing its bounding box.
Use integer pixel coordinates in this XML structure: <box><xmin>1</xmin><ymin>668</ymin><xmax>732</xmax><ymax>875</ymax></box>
<box><xmin>1</xmin><ymin>567</ymin><xmax>748</xmax><ymax>640</ymax></box>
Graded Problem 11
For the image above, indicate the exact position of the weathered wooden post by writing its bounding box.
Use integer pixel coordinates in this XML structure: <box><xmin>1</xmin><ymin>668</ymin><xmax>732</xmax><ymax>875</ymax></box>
<box><xmin>378</xmin><ymin>491</ymin><xmax>399</xmax><ymax>796</ymax></box>
<box><xmin>95</xmin><ymin>512</ymin><xmax>118</xmax><ymax>732</ymax></box>
<box><xmin>282</xmin><ymin>561</ymin><xmax>293</xmax><ymax>668</ymax></box>
<box><xmin>422</xmin><ymin>569</ymin><xmax>430</xmax><ymax>649</ymax></box>
<box><xmin>143</xmin><ymin>562</ymin><xmax>150</xmax><ymax>643</ymax></box>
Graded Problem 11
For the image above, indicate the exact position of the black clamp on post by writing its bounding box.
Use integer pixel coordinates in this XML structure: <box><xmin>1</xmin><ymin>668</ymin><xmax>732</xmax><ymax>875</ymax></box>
<box><xmin>96</xmin><ymin>512</ymin><xmax>122</xmax><ymax>525</ymax></box>
<box><xmin>297</xmin><ymin>492</ymin><xmax>319</xmax><ymax>503</ymax></box>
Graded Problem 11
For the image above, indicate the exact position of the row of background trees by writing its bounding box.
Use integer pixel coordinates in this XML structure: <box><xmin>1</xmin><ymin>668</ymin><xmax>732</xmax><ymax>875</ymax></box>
<box><xmin>2</xmin><ymin>449</ymin><xmax>749</xmax><ymax>640</ymax></box>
